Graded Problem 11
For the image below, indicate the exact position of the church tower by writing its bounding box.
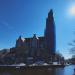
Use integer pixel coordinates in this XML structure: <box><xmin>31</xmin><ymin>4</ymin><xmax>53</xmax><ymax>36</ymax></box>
<box><xmin>44</xmin><ymin>9</ymin><xmax>56</xmax><ymax>55</ymax></box>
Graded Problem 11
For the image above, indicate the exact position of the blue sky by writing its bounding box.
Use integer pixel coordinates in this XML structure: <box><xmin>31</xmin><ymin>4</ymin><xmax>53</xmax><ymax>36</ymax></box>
<box><xmin>0</xmin><ymin>0</ymin><xmax>75</xmax><ymax>59</ymax></box>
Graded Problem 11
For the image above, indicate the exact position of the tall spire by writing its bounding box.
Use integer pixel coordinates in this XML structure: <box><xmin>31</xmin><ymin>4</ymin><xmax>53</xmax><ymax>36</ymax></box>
<box><xmin>44</xmin><ymin>9</ymin><xmax>56</xmax><ymax>55</ymax></box>
<box><xmin>48</xmin><ymin>9</ymin><xmax>53</xmax><ymax>18</ymax></box>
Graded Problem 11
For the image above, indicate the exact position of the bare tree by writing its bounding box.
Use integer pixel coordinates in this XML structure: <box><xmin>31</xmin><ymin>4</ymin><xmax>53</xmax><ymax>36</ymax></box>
<box><xmin>68</xmin><ymin>40</ymin><xmax>75</xmax><ymax>55</ymax></box>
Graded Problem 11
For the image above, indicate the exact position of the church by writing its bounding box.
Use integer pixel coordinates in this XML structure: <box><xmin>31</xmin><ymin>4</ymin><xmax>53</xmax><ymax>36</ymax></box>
<box><xmin>15</xmin><ymin>9</ymin><xmax>56</xmax><ymax>62</ymax></box>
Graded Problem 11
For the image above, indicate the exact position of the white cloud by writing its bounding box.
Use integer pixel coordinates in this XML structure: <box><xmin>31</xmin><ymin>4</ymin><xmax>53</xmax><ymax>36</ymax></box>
<box><xmin>1</xmin><ymin>21</ymin><xmax>14</xmax><ymax>30</ymax></box>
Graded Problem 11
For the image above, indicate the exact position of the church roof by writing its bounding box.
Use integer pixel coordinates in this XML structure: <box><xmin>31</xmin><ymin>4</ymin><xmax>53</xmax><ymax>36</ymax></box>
<box><xmin>17</xmin><ymin>36</ymin><xmax>25</xmax><ymax>42</ymax></box>
<box><xmin>38</xmin><ymin>37</ymin><xmax>44</xmax><ymax>41</ymax></box>
<box><xmin>25</xmin><ymin>38</ymin><xmax>32</xmax><ymax>43</ymax></box>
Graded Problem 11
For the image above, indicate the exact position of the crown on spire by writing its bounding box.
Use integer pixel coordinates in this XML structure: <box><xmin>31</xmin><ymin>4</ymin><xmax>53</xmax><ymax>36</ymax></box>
<box><xmin>48</xmin><ymin>9</ymin><xmax>53</xmax><ymax>18</ymax></box>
